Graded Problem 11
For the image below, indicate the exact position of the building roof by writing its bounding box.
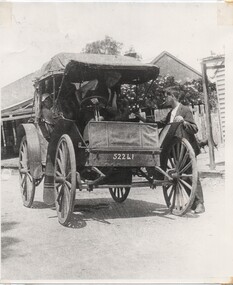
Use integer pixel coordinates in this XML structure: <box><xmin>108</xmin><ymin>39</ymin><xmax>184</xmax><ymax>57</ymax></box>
<box><xmin>1</xmin><ymin>98</ymin><xmax>34</xmax><ymax>121</ymax></box>
<box><xmin>151</xmin><ymin>51</ymin><xmax>202</xmax><ymax>77</ymax></box>
<box><xmin>1</xmin><ymin>72</ymin><xmax>35</xmax><ymax>110</ymax></box>
<box><xmin>202</xmin><ymin>54</ymin><xmax>225</xmax><ymax>76</ymax></box>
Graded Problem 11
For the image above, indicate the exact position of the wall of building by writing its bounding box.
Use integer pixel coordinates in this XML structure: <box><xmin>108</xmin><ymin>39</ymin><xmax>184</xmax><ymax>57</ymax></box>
<box><xmin>215</xmin><ymin>67</ymin><xmax>225</xmax><ymax>141</ymax></box>
<box><xmin>153</xmin><ymin>54</ymin><xmax>201</xmax><ymax>83</ymax></box>
<box><xmin>1</xmin><ymin>118</ymin><xmax>27</xmax><ymax>159</ymax></box>
<box><xmin>1</xmin><ymin>73</ymin><xmax>35</xmax><ymax>110</ymax></box>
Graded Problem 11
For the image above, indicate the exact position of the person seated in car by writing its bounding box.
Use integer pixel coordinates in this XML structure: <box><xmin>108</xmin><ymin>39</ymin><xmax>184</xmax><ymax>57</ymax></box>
<box><xmin>114</xmin><ymin>98</ymin><xmax>131</xmax><ymax>121</ymax></box>
<box><xmin>96</xmin><ymin>72</ymin><xmax>122</xmax><ymax>121</ymax></box>
<box><xmin>76</xmin><ymin>72</ymin><xmax>122</xmax><ymax>132</ymax></box>
<box><xmin>77</xmin><ymin>72</ymin><xmax>121</xmax><ymax>115</ymax></box>
<box><xmin>58</xmin><ymin>81</ymin><xmax>79</xmax><ymax>120</ymax></box>
<box><xmin>41</xmin><ymin>93</ymin><xmax>56</xmax><ymax>133</ymax></box>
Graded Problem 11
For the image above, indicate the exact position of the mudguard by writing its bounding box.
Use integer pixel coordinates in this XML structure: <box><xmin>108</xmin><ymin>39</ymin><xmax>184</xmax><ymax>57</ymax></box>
<box><xmin>43</xmin><ymin>118</ymin><xmax>83</xmax><ymax>205</ymax></box>
<box><xmin>17</xmin><ymin>123</ymin><xmax>43</xmax><ymax>180</ymax></box>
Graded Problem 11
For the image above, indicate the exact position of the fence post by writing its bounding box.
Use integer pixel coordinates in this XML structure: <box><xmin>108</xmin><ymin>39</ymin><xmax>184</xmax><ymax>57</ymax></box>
<box><xmin>201</xmin><ymin>62</ymin><xmax>216</xmax><ymax>170</ymax></box>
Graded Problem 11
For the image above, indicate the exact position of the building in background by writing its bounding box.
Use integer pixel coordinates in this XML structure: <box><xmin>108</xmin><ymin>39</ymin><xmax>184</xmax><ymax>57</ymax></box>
<box><xmin>1</xmin><ymin>51</ymin><xmax>224</xmax><ymax>159</ymax></box>
<box><xmin>214</xmin><ymin>57</ymin><xmax>225</xmax><ymax>141</ymax></box>
<box><xmin>200</xmin><ymin>54</ymin><xmax>225</xmax><ymax>143</ymax></box>
<box><xmin>1</xmin><ymin>73</ymin><xmax>35</xmax><ymax>158</ymax></box>
<box><xmin>151</xmin><ymin>51</ymin><xmax>225</xmax><ymax>144</ymax></box>
<box><xmin>150</xmin><ymin>50</ymin><xmax>202</xmax><ymax>83</ymax></box>
<box><xmin>1</xmin><ymin>72</ymin><xmax>35</xmax><ymax>110</ymax></box>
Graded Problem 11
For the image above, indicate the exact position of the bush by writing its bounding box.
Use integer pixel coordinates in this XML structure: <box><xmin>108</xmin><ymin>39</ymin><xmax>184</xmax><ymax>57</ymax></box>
<box><xmin>119</xmin><ymin>76</ymin><xmax>217</xmax><ymax>112</ymax></box>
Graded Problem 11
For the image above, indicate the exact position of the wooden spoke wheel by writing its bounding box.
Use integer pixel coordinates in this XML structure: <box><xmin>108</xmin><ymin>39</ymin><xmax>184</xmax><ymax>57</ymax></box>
<box><xmin>18</xmin><ymin>136</ymin><xmax>36</xmax><ymax>208</ymax></box>
<box><xmin>161</xmin><ymin>138</ymin><xmax>198</xmax><ymax>216</ymax></box>
<box><xmin>54</xmin><ymin>134</ymin><xmax>76</xmax><ymax>226</ymax></box>
<box><xmin>109</xmin><ymin>187</ymin><xmax>130</xmax><ymax>203</ymax></box>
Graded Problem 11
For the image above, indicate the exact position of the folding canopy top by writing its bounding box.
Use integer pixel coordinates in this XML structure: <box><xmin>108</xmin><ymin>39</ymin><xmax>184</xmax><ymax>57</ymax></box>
<box><xmin>35</xmin><ymin>53</ymin><xmax>160</xmax><ymax>84</ymax></box>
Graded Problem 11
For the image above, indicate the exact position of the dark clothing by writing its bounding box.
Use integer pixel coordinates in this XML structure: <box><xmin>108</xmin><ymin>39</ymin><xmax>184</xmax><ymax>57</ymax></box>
<box><xmin>157</xmin><ymin>104</ymin><xmax>200</xmax><ymax>156</ymax></box>
<box><xmin>41</xmin><ymin>106</ymin><xmax>56</xmax><ymax>134</ymax></box>
<box><xmin>101</xmin><ymin>106</ymin><xmax>118</xmax><ymax>121</ymax></box>
<box><xmin>41</xmin><ymin>106</ymin><xmax>56</xmax><ymax>125</ymax></box>
<box><xmin>193</xmin><ymin>176</ymin><xmax>204</xmax><ymax>206</ymax></box>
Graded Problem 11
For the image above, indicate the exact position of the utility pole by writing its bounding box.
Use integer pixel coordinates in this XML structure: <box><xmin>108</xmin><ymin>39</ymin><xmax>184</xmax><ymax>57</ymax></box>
<box><xmin>201</xmin><ymin>61</ymin><xmax>216</xmax><ymax>170</ymax></box>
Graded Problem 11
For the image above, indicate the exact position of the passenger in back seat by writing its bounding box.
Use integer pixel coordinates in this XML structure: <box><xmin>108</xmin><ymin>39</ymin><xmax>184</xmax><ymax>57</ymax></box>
<box><xmin>114</xmin><ymin>98</ymin><xmax>131</xmax><ymax>121</ymax></box>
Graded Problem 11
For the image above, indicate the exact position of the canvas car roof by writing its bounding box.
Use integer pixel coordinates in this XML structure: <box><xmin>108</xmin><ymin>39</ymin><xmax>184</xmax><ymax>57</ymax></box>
<box><xmin>35</xmin><ymin>53</ymin><xmax>160</xmax><ymax>84</ymax></box>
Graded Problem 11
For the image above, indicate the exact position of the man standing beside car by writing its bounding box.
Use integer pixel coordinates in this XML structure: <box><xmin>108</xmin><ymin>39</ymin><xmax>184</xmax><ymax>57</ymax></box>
<box><xmin>136</xmin><ymin>86</ymin><xmax>205</xmax><ymax>214</ymax></box>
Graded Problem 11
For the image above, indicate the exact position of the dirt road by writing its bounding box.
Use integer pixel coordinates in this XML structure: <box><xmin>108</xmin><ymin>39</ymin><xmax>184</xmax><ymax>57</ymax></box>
<box><xmin>1</xmin><ymin>172</ymin><xmax>232</xmax><ymax>281</ymax></box>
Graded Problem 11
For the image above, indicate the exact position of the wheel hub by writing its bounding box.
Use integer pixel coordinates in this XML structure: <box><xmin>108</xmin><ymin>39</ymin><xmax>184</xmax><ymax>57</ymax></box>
<box><xmin>55</xmin><ymin>176</ymin><xmax>66</xmax><ymax>184</ymax></box>
<box><xmin>167</xmin><ymin>169</ymin><xmax>180</xmax><ymax>180</ymax></box>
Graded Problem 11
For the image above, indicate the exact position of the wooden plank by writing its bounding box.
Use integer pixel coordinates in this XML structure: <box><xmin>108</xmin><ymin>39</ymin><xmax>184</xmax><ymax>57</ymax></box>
<box><xmin>216</xmin><ymin>68</ymin><xmax>225</xmax><ymax>73</ymax></box>
<box><xmin>201</xmin><ymin>111</ymin><xmax>207</xmax><ymax>140</ymax></box>
<box><xmin>1</xmin><ymin>114</ymin><xmax>35</xmax><ymax>122</ymax></box>
<box><xmin>1</xmin><ymin>122</ymin><xmax>6</xmax><ymax>147</ymax></box>
<box><xmin>201</xmin><ymin>62</ymin><xmax>215</xmax><ymax>169</ymax></box>
<box><xmin>12</xmin><ymin>121</ymin><xmax>17</xmax><ymax>145</ymax></box>
<box><xmin>206</xmin><ymin>65</ymin><xmax>225</xmax><ymax>70</ymax></box>
<box><xmin>211</xmin><ymin>113</ymin><xmax>221</xmax><ymax>144</ymax></box>
<box><xmin>216</xmin><ymin>77</ymin><xmax>225</xmax><ymax>82</ymax></box>
<box><xmin>217</xmin><ymin>81</ymin><xmax>225</xmax><ymax>86</ymax></box>
<box><xmin>218</xmin><ymin>97</ymin><xmax>225</xmax><ymax>101</ymax></box>
<box><xmin>200</xmin><ymin>104</ymin><xmax>205</xmax><ymax>115</ymax></box>
<box><xmin>217</xmin><ymin>87</ymin><xmax>225</xmax><ymax>92</ymax></box>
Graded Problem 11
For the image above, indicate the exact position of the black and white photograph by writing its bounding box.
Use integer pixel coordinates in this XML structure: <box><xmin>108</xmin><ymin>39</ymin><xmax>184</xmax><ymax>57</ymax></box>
<box><xmin>1</xmin><ymin>1</ymin><xmax>233</xmax><ymax>282</ymax></box>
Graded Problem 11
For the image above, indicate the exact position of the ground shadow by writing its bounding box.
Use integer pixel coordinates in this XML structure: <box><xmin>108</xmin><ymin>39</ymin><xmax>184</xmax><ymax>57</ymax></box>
<box><xmin>48</xmin><ymin>195</ymin><xmax>199</xmax><ymax>229</ymax></box>
<box><xmin>31</xmin><ymin>201</ymin><xmax>53</xmax><ymax>209</ymax></box>
<box><xmin>64</xmin><ymin>198</ymin><xmax>173</xmax><ymax>229</ymax></box>
<box><xmin>1</xmin><ymin>221</ymin><xmax>21</xmax><ymax>261</ymax></box>
<box><xmin>1</xmin><ymin>236</ymin><xmax>21</xmax><ymax>260</ymax></box>
<box><xmin>207</xmin><ymin>161</ymin><xmax>225</xmax><ymax>166</ymax></box>
<box><xmin>1</xmin><ymin>221</ymin><xmax>19</xmax><ymax>233</ymax></box>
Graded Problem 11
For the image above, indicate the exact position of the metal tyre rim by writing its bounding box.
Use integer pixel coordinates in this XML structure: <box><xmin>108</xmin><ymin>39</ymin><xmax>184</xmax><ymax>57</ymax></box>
<box><xmin>54</xmin><ymin>134</ymin><xmax>76</xmax><ymax>226</ymax></box>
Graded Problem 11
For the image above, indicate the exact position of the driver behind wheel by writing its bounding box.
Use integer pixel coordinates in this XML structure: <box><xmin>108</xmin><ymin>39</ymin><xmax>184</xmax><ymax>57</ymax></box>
<box><xmin>41</xmin><ymin>93</ymin><xmax>56</xmax><ymax>133</ymax></box>
<box><xmin>78</xmin><ymin>72</ymin><xmax>122</xmax><ymax>142</ymax></box>
<box><xmin>76</xmin><ymin>72</ymin><xmax>121</xmax><ymax>118</ymax></box>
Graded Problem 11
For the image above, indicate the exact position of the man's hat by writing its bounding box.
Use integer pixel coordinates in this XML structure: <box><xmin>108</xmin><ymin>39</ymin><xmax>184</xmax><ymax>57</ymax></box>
<box><xmin>41</xmin><ymin>93</ymin><xmax>51</xmax><ymax>102</ymax></box>
<box><xmin>164</xmin><ymin>86</ymin><xmax>180</xmax><ymax>99</ymax></box>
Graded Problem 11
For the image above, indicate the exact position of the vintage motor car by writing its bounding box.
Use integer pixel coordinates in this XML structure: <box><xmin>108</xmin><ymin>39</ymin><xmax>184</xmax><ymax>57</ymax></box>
<box><xmin>18</xmin><ymin>53</ymin><xmax>198</xmax><ymax>226</ymax></box>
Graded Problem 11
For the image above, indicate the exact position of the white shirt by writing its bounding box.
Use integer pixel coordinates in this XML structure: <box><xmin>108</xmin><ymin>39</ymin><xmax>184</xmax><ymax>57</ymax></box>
<box><xmin>170</xmin><ymin>103</ymin><xmax>180</xmax><ymax>123</ymax></box>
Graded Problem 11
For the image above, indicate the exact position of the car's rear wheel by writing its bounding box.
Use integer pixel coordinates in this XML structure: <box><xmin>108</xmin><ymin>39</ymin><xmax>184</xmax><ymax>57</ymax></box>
<box><xmin>161</xmin><ymin>138</ymin><xmax>198</xmax><ymax>216</ymax></box>
<box><xmin>109</xmin><ymin>187</ymin><xmax>130</xmax><ymax>203</ymax></box>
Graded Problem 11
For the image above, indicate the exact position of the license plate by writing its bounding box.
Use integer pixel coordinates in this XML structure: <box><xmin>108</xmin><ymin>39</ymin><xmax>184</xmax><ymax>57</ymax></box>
<box><xmin>113</xmin><ymin>153</ymin><xmax>135</xmax><ymax>160</ymax></box>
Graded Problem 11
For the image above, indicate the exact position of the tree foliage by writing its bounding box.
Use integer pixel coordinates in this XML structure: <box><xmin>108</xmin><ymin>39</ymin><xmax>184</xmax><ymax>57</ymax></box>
<box><xmin>82</xmin><ymin>36</ymin><xmax>217</xmax><ymax>112</ymax></box>
<box><xmin>118</xmin><ymin>76</ymin><xmax>217</xmax><ymax>113</ymax></box>
<box><xmin>82</xmin><ymin>35</ymin><xmax>123</xmax><ymax>55</ymax></box>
